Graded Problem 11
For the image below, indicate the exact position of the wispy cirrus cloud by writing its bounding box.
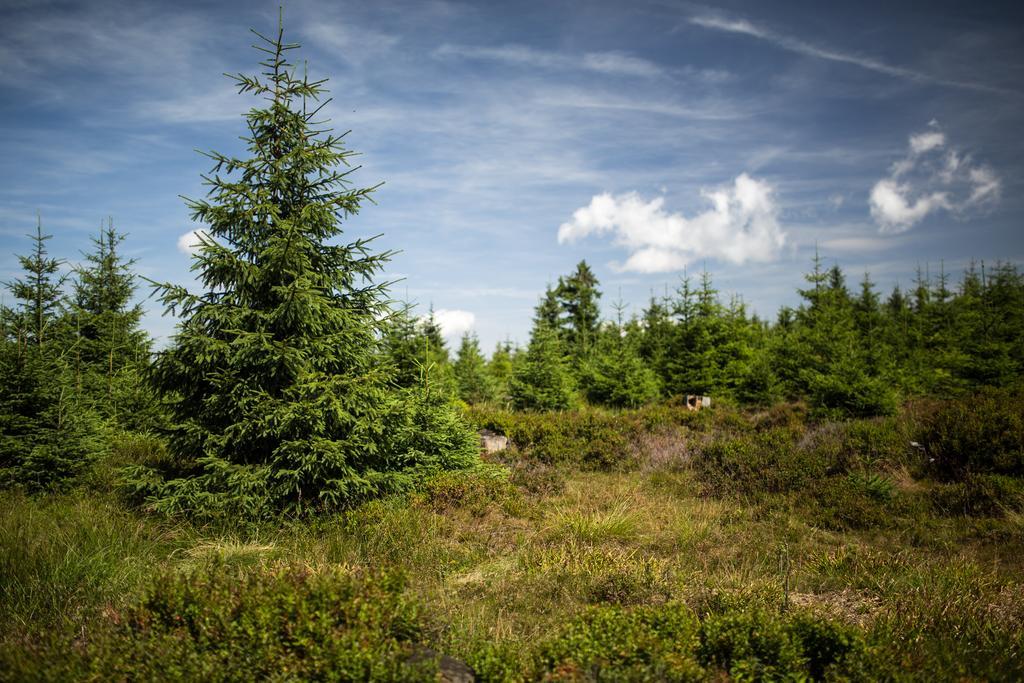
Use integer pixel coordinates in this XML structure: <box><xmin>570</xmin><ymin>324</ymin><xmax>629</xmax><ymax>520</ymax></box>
<box><xmin>302</xmin><ymin>21</ymin><xmax>401</xmax><ymax>66</ymax></box>
<box><xmin>434</xmin><ymin>43</ymin><xmax>666</xmax><ymax>78</ymax></box>
<box><xmin>689</xmin><ymin>14</ymin><xmax>1017</xmax><ymax>95</ymax></box>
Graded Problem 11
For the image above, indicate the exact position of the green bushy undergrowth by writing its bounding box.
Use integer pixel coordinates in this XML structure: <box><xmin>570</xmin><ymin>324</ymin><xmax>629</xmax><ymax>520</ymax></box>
<box><xmin>0</xmin><ymin>563</ymin><xmax>437</xmax><ymax>682</ymax></box>
<box><xmin>465</xmin><ymin>401</ymin><xmax>707</xmax><ymax>470</ymax></box>
<box><xmin>922</xmin><ymin>387</ymin><xmax>1024</xmax><ymax>479</ymax></box>
<box><xmin>534</xmin><ymin>603</ymin><xmax>866</xmax><ymax>681</ymax></box>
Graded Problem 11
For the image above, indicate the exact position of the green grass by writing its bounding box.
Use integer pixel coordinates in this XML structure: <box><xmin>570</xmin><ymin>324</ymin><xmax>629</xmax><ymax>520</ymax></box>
<box><xmin>2</xmin><ymin>399</ymin><xmax>1023</xmax><ymax>680</ymax></box>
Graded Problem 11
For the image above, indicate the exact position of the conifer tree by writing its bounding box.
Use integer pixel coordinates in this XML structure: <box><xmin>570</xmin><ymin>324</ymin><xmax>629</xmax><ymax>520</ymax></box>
<box><xmin>969</xmin><ymin>262</ymin><xmax>1024</xmax><ymax>386</ymax></box>
<box><xmin>487</xmin><ymin>340</ymin><xmax>516</xmax><ymax>406</ymax></box>
<box><xmin>853</xmin><ymin>272</ymin><xmax>894</xmax><ymax>380</ymax></box>
<box><xmin>72</xmin><ymin>220</ymin><xmax>147</xmax><ymax>369</ymax></box>
<box><xmin>71</xmin><ymin>220</ymin><xmax>154</xmax><ymax>424</ymax></box>
<box><xmin>579</xmin><ymin>300</ymin><xmax>658</xmax><ymax>408</ymax></box>
<box><xmin>7</xmin><ymin>218</ymin><xmax>66</xmax><ymax>348</ymax></box>
<box><xmin>535</xmin><ymin>285</ymin><xmax>562</xmax><ymax>333</ymax></box>
<box><xmin>783</xmin><ymin>256</ymin><xmax>897</xmax><ymax>416</ymax></box>
<box><xmin>638</xmin><ymin>293</ymin><xmax>672</xmax><ymax>395</ymax></box>
<box><xmin>1</xmin><ymin>220</ymin><xmax>99</xmax><ymax>490</ymax></box>
<box><xmin>557</xmin><ymin>260</ymin><xmax>601</xmax><ymax>357</ymax></box>
<box><xmin>664</xmin><ymin>270</ymin><xmax>733</xmax><ymax>396</ymax></box>
<box><xmin>510</xmin><ymin>294</ymin><xmax>575</xmax><ymax>411</ymax></box>
<box><xmin>130</xmin><ymin>19</ymin><xmax>476</xmax><ymax>518</ymax></box>
<box><xmin>382</xmin><ymin>303</ymin><xmax>423</xmax><ymax>388</ymax></box>
<box><xmin>453</xmin><ymin>332</ymin><xmax>494</xmax><ymax>404</ymax></box>
<box><xmin>418</xmin><ymin>306</ymin><xmax>458</xmax><ymax>398</ymax></box>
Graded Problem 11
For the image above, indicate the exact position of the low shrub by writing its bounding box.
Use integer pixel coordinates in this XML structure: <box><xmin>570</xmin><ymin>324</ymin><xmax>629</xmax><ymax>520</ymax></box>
<box><xmin>508</xmin><ymin>458</ymin><xmax>566</xmax><ymax>497</ymax></box>
<box><xmin>0</xmin><ymin>563</ymin><xmax>436</xmax><ymax>681</ymax></box>
<box><xmin>535</xmin><ymin>604</ymin><xmax>866</xmax><ymax>681</ymax></box>
<box><xmin>536</xmin><ymin>603</ymin><xmax>704</xmax><ymax>681</ymax></box>
<box><xmin>697</xmin><ymin>609</ymin><xmax>807</xmax><ymax>679</ymax></box>
<box><xmin>839</xmin><ymin>417</ymin><xmax>910</xmax><ymax>470</ymax></box>
<box><xmin>694</xmin><ymin>427</ymin><xmax>822</xmax><ymax>497</ymax></box>
<box><xmin>751</xmin><ymin>401</ymin><xmax>810</xmax><ymax>432</ymax></box>
<box><xmin>417</xmin><ymin>464</ymin><xmax>521</xmax><ymax>516</ymax></box>
<box><xmin>464</xmin><ymin>406</ymin><xmax>641</xmax><ymax>470</ymax></box>
<box><xmin>921</xmin><ymin>388</ymin><xmax>1024</xmax><ymax>479</ymax></box>
<box><xmin>930</xmin><ymin>473</ymin><xmax>1024</xmax><ymax>518</ymax></box>
<box><xmin>810</xmin><ymin>473</ymin><xmax>896</xmax><ymax>530</ymax></box>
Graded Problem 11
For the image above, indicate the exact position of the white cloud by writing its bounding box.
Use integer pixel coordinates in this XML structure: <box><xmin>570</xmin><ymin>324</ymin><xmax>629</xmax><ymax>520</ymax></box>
<box><xmin>302</xmin><ymin>22</ymin><xmax>400</xmax><ymax>65</ymax></box>
<box><xmin>820</xmin><ymin>235</ymin><xmax>904</xmax><ymax>253</ymax></box>
<box><xmin>968</xmin><ymin>167</ymin><xmax>1001</xmax><ymax>204</ymax></box>
<box><xmin>689</xmin><ymin>14</ymin><xmax>1014</xmax><ymax>95</ymax></box>
<box><xmin>558</xmin><ymin>173</ymin><xmax>786</xmax><ymax>273</ymax></box>
<box><xmin>869</xmin><ymin>123</ymin><xmax>1001</xmax><ymax>233</ymax></box>
<box><xmin>434</xmin><ymin>43</ymin><xmax>665</xmax><ymax>78</ymax></box>
<box><xmin>177</xmin><ymin>229</ymin><xmax>204</xmax><ymax>255</ymax></box>
<box><xmin>869</xmin><ymin>181</ymin><xmax>948</xmax><ymax>230</ymax></box>
<box><xmin>424</xmin><ymin>309</ymin><xmax>476</xmax><ymax>339</ymax></box>
<box><xmin>909</xmin><ymin>131</ymin><xmax>945</xmax><ymax>154</ymax></box>
<box><xmin>580</xmin><ymin>51</ymin><xmax>663</xmax><ymax>78</ymax></box>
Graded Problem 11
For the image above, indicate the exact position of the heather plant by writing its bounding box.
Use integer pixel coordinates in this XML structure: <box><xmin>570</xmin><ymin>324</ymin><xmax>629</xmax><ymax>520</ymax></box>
<box><xmin>0</xmin><ymin>562</ymin><xmax>437</xmax><ymax>681</ymax></box>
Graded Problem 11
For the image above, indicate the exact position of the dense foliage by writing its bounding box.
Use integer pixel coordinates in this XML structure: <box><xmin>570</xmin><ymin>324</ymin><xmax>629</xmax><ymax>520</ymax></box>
<box><xmin>119</xmin><ymin>25</ymin><xmax>477</xmax><ymax>519</ymax></box>
<box><xmin>499</xmin><ymin>255</ymin><xmax>1024</xmax><ymax>416</ymax></box>
<box><xmin>0</xmin><ymin>563</ymin><xmax>437</xmax><ymax>681</ymax></box>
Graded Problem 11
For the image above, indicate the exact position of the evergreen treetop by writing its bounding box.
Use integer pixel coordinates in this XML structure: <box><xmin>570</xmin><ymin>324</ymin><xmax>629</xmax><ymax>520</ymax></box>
<box><xmin>6</xmin><ymin>217</ymin><xmax>66</xmax><ymax>348</ymax></box>
<box><xmin>72</xmin><ymin>219</ymin><xmax>148</xmax><ymax>369</ymax></box>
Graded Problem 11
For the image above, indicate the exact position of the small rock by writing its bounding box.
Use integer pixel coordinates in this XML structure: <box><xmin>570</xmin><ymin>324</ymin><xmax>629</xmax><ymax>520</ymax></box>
<box><xmin>479</xmin><ymin>429</ymin><xmax>509</xmax><ymax>454</ymax></box>
<box><xmin>407</xmin><ymin>647</ymin><xmax>476</xmax><ymax>682</ymax></box>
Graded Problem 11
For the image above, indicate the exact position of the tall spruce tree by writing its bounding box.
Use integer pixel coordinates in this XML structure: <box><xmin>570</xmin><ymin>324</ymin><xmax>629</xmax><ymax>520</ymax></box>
<box><xmin>638</xmin><ymin>292</ymin><xmax>672</xmax><ymax>395</ymax></box>
<box><xmin>487</xmin><ymin>340</ymin><xmax>516</xmax><ymax>406</ymax></box>
<box><xmin>1</xmin><ymin>220</ymin><xmax>99</xmax><ymax>490</ymax></box>
<box><xmin>7</xmin><ymin>217</ymin><xmax>66</xmax><ymax>348</ymax></box>
<box><xmin>453</xmin><ymin>332</ymin><xmax>494</xmax><ymax>404</ymax></box>
<box><xmin>579</xmin><ymin>300</ymin><xmax>658</xmax><ymax>408</ymax></box>
<box><xmin>71</xmin><ymin>220</ymin><xmax>154</xmax><ymax>424</ymax></box>
<box><xmin>72</xmin><ymin>220</ymin><xmax>147</xmax><ymax>369</ymax></box>
<box><xmin>382</xmin><ymin>303</ymin><xmax>422</xmax><ymax>388</ymax></box>
<box><xmin>783</xmin><ymin>257</ymin><xmax>898</xmax><ymax>416</ymax></box>
<box><xmin>131</xmin><ymin>20</ymin><xmax>476</xmax><ymax>518</ymax></box>
<box><xmin>557</xmin><ymin>260</ymin><xmax>602</xmax><ymax>357</ymax></box>
<box><xmin>664</xmin><ymin>270</ymin><xmax>733</xmax><ymax>396</ymax></box>
<box><xmin>510</xmin><ymin>294</ymin><xmax>575</xmax><ymax>411</ymax></box>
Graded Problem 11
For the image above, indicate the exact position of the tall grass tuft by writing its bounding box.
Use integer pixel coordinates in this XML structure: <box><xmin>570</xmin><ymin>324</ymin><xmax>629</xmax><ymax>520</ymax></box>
<box><xmin>0</xmin><ymin>492</ymin><xmax>178</xmax><ymax>630</ymax></box>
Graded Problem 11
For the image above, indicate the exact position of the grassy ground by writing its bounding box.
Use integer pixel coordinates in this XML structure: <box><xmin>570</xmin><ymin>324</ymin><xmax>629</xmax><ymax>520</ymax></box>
<box><xmin>1</xmin><ymin>399</ymin><xmax>1022</xmax><ymax>680</ymax></box>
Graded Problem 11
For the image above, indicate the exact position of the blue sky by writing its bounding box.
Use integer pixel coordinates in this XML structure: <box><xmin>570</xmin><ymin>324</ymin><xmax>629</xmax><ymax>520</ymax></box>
<box><xmin>2</xmin><ymin>0</ymin><xmax>1022</xmax><ymax>352</ymax></box>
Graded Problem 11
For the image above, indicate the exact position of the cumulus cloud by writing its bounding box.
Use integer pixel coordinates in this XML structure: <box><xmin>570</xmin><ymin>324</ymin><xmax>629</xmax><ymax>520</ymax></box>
<box><xmin>176</xmin><ymin>229</ymin><xmax>204</xmax><ymax>255</ymax></box>
<box><xmin>423</xmin><ymin>309</ymin><xmax>476</xmax><ymax>339</ymax></box>
<box><xmin>869</xmin><ymin>123</ymin><xmax>1001</xmax><ymax>233</ymax></box>
<box><xmin>557</xmin><ymin>174</ymin><xmax>785</xmax><ymax>273</ymax></box>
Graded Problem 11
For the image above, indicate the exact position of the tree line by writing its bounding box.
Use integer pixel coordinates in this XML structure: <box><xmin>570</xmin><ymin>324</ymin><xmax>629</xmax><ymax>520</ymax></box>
<box><xmin>415</xmin><ymin>256</ymin><xmax>1023</xmax><ymax>416</ymax></box>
